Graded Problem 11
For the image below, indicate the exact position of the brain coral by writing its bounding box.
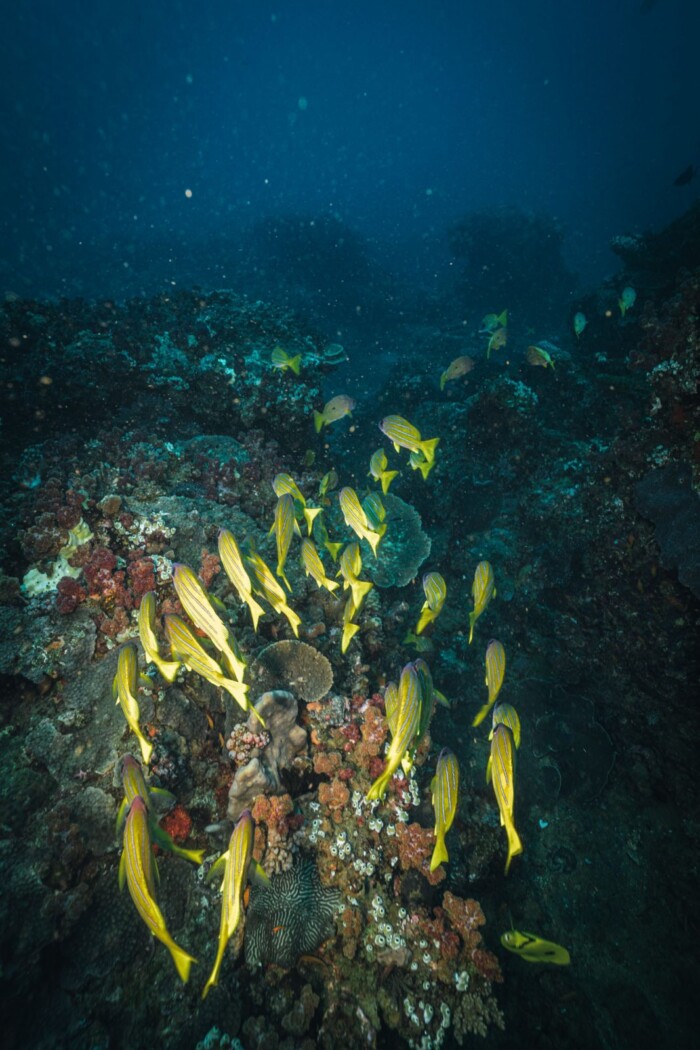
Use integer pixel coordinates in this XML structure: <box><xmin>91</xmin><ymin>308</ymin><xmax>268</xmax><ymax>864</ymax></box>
<box><xmin>244</xmin><ymin>857</ymin><xmax>341</xmax><ymax>969</ymax></box>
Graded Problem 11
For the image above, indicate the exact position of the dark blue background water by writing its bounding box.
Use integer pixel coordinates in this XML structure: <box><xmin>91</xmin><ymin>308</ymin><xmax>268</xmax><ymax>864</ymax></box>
<box><xmin>2</xmin><ymin>0</ymin><xmax>698</xmax><ymax>300</ymax></box>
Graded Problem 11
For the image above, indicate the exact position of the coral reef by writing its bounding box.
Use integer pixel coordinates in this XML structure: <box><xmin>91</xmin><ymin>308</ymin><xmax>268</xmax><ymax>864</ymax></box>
<box><xmin>249</xmin><ymin>640</ymin><xmax>334</xmax><ymax>703</ymax></box>
<box><xmin>244</xmin><ymin>858</ymin><xmax>342</xmax><ymax>968</ymax></box>
<box><xmin>227</xmin><ymin>692</ymin><xmax>308</xmax><ymax>821</ymax></box>
<box><xmin>366</xmin><ymin>494</ymin><xmax>432</xmax><ymax>588</ymax></box>
<box><xmin>635</xmin><ymin>463</ymin><xmax>700</xmax><ymax>598</ymax></box>
<box><xmin>1</xmin><ymin>200</ymin><xmax>699</xmax><ymax>1050</ymax></box>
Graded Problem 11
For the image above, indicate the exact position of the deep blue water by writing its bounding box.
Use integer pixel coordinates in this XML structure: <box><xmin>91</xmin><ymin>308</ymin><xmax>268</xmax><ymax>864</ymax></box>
<box><xmin>2</xmin><ymin>0</ymin><xmax>699</xmax><ymax>300</ymax></box>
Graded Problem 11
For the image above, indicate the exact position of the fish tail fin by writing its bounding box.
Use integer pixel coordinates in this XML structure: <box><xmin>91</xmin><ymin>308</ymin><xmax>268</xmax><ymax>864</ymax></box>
<box><xmin>282</xmin><ymin>604</ymin><xmax>301</xmax><ymax>637</ymax></box>
<box><xmin>276</xmin><ymin>564</ymin><xmax>291</xmax><ymax>592</ymax></box>
<box><xmin>168</xmin><ymin>939</ymin><xmax>197</xmax><ymax>983</ymax></box>
<box><xmin>415</xmin><ymin>607</ymin><xmax>433</xmax><ymax>635</ymax></box>
<box><xmin>201</xmin><ymin>947</ymin><xmax>225</xmax><ymax>999</ymax></box>
<box><xmin>341</xmin><ymin>621</ymin><xmax>360</xmax><ymax>654</ymax></box>
<box><xmin>326</xmin><ymin>541</ymin><xmax>343</xmax><ymax>562</ymax></box>
<box><xmin>416</xmin><ymin>458</ymin><xmax>432</xmax><ymax>481</ymax></box>
<box><xmin>366</xmin><ymin>766</ymin><xmax>390</xmax><ymax>801</ymax></box>
<box><xmin>430</xmin><ymin>833</ymin><xmax>448</xmax><ymax>872</ymax></box>
<box><xmin>303</xmin><ymin>506</ymin><xmax>322</xmax><ymax>533</ymax></box>
<box><xmin>439</xmin><ymin>372</ymin><xmax>448</xmax><ymax>391</ymax></box>
<box><xmin>153</xmin><ymin>653</ymin><xmax>181</xmax><ymax>683</ymax></box>
<box><xmin>418</xmin><ymin>437</ymin><xmax>440</xmax><ymax>464</ymax></box>
<box><xmin>136</xmin><ymin>731</ymin><xmax>153</xmax><ymax>766</ymax></box>
<box><xmin>350</xmin><ymin>579</ymin><xmax>372</xmax><ymax>611</ymax></box>
<box><xmin>504</xmin><ymin>819</ymin><xmax>523</xmax><ymax>875</ymax></box>
<box><xmin>313</xmin><ymin>411</ymin><xmax>325</xmax><ymax>433</ymax></box>
<box><xmin>172</xmin><ymin>845</ymin><xmax>205</xmax><ymax>865</ymax></box>
<box><xmin>472</xmin><ymin>702</ymin><xmax>491</xmax><ymax>728</ymax></box>
<box><xmin>366</xmin><ymin>529</ymin><xmax>381</xmax><ymax>557</ymax></box>
<box><xmin>323</xmin><ymin>576</ymin><xmax>339</xmax><ymax>593</ymax></box>
<box><xmin>220</xmin><ymin>677</ymin><xmax>250</xmax><ymax>713</ymax></box>
<box><xmin>248</xmin><ymin>596</ymin><xmax>266</xmax><ymax>632</ymax></box>
<box><xmin>468</xmin><ymin>611</ymin><xmax>476</xmax><ymax>644</ymax></box>
<box><xmin>380</xmin><ymin>470</ymin><xmax>398</xmax><ymax>494</ymax></box>
<box><xmin>497</xmin><ymin>309</ymin><xmax>508</xmax><ymax>327</ymax></box>
<box><xmin>289</xmin><ymin>354</ymin><xmax>302</xmax><ymax>375</ymax></box>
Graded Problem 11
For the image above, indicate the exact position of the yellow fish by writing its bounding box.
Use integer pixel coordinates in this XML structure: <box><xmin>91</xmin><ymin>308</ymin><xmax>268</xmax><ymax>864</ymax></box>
<box><xmin>113</xmin><ymin>643</ymin><xmax>153</xmax><ymax>765</ymax></box>
<box><xmin>202</xmin><ymin>809</ymin><xmax>268</xmax><ymax>998</ymax></box>
<box><xmin>486</xmin><ymin>723</ymin><xmax>522</xmax><ymax>875</ymax></box>
<box><xmin>490</xmin><ymin>702</ymin><xmax>521</xmax><ymax>749</ymax></box>
<box><xmin>341</xmin><ymin>595</ymin><xmax>360</xmax><ymax>654</ymax></box>
<box><xmin>300</xmin><ymin>538</ymin><xmax>339</xmax><ymax>594</ymax></box>
<box><xmin>383</xmin><ymin>681</ymin><xmax>399</xmax><ymax>735</ymax></box>
<box><xmin>379</xmin><ymin>415</ymin><xmax>439</xmax><ymax>465</ymax></box>
<box><xmin>408</xmin><ymin>449</ymin><xmax>435</xmax><ymax>480</ymax></box>
<box><xmin>403</xmin><ymin>630</ymin><xmax>435</xmax><ymax>653</ymax></box>
<box><xmin>472</xmin><ymin>639</ymin><xmax>506</xmax><ymax>727</ymax></box>
<box><xmin>414</xmin><ymin>658</ymin><xmax>436</xmax><ymax>752</ymax></box>
<box><xmin>269</xmin><ymin>493</ymin><xmax>300</xmax><ymax>590</ymax></box>
<box><xmin>218</xmin><ymin>529</ymin><xmax>266</xmax><ymax>632</ymax></box>
<box><xmin>337</xmin><ymin>541</ymin><xmax>373</xmax><ymax>613</ymax></box>
<box><xmin>480</xmin><ymin>309</ymin><xmax>507</xmax><ymax>333</ymax></box>
<box><xmin>362</xmin><ymin>492</ymin><xmax>386</xmax><ymax>530</ymax></box>
<box><xmin>313</xmin><ymin>394</ymin><xmax>356</xmax><ymax>433</ymax></box>
<box><xmin>338</xmin><ymin>487</ymin><xmax>385</xmax><ymax>556</ymax></box>
<box><xmin>318</xmin><ymin>469</ymin><xmax>338</xmax><ymax>501</ymax></box>
<box><xmin>618</xmin><ymin>286</ymin><xmax>636</xmax><ymax>317</ymax></box>
<box><xmin>468</xmin><ymin>560</ymin><xmax>496</xmax><ymax>644</ymax></box>
<box><xmin>120</xmin><ymin>795</ymin><xmax>196</xmax><ymax>982</ymax></box>
<box><xmin>271</xmin><ymin>345</ymin><xmax>301</xmax><ymax>375</ymax></box>
<box><xmin>526</xmin><ymin>345</ymin><xmax>555</xmax><ymax>369</ymax></box>
<box><xmin>486</xmin><ymin>326</ymin><xmax>507</xmax><ymax>359</ymax></box>
<box><xmin>313</xmin><ymin>512</ymin><xmax>343</xmax><ymax>562</ymax></box>
<box><xmin>117</xmin><ymin>754</ymin><xmax>204</xmax><ymax>865</ymax></box>
<box><xmin>440</xmin><ymin>355</ymin><xmax>474</xmax><ymax>391</ymax></box>
<box><xmin>138</xmin><ymin>591</ymin><xmax>181</xmax><ymax>683</ymax></box>
<box><xmin>367</xmin><ymin>663</ymin><xmax>421</xmax><ymax>800</ymax></box>
<box><xmin>430</xmin><ymin>748</ymin><xmax>459</xmax><ymax>871</ymax></box>
<box><xmin>163</xmin><ymin>615</ymin><xmax>253</xmax><ymax>718</ymax></box>
<box><xmin>501</xmin><ymin>928</ymin><xmax>570</xmax><ymax>965</ymax></box>
<box><xmin>368</xmin><ymin>448</ymin><xmax>399</xmax><ymax>494</ymax></box>
<box><xmin>245</xmin><ymin>550</ymin><xmax>301</xmax><ymax>637</ymax></box>
<box><xmin>415</xmin><ymin>572</ymin><xmax>446</xmax><ymax>635</ymax></box>
<box><xmin>272</xmin><ymin>474</ymin><xmax>320</xmax><ymax>534</ymax></box>
<box><xmin>173</xmin><ymin>564</ymin><xmax>246</xmax><ymax>682</ymax></box>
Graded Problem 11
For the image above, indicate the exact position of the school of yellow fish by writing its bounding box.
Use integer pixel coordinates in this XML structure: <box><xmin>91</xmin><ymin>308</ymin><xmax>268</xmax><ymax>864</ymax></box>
<box><xmin>112</xmin><ymin>329</ymin><xmax>573</xmax><ymax>989</ymax></box>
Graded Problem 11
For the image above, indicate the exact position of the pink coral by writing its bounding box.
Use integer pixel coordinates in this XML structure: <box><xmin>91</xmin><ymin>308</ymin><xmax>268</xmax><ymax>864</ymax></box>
<box><xmin>55</xmin><ymin>576</ymin><xmax>87</xmax><ymax>615</ymax></box>
<box><xmin>199</xmin><ymin>548</ymin><xmax>221</xmax><ymax>588</ymax></box>
<box><xmin>395</xmin><ymin>822</ymin><xmax>445</xmax><ymax>886</ymax></box>
<box><xmin>127</xmin><ymin>555</ymin><xmax>156</xmax><ymax>604</ymax></box>
<box><xmin>159</xmin><ymin>804</ymin><xmax>193</xmax><ymax>845</ymax></box>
